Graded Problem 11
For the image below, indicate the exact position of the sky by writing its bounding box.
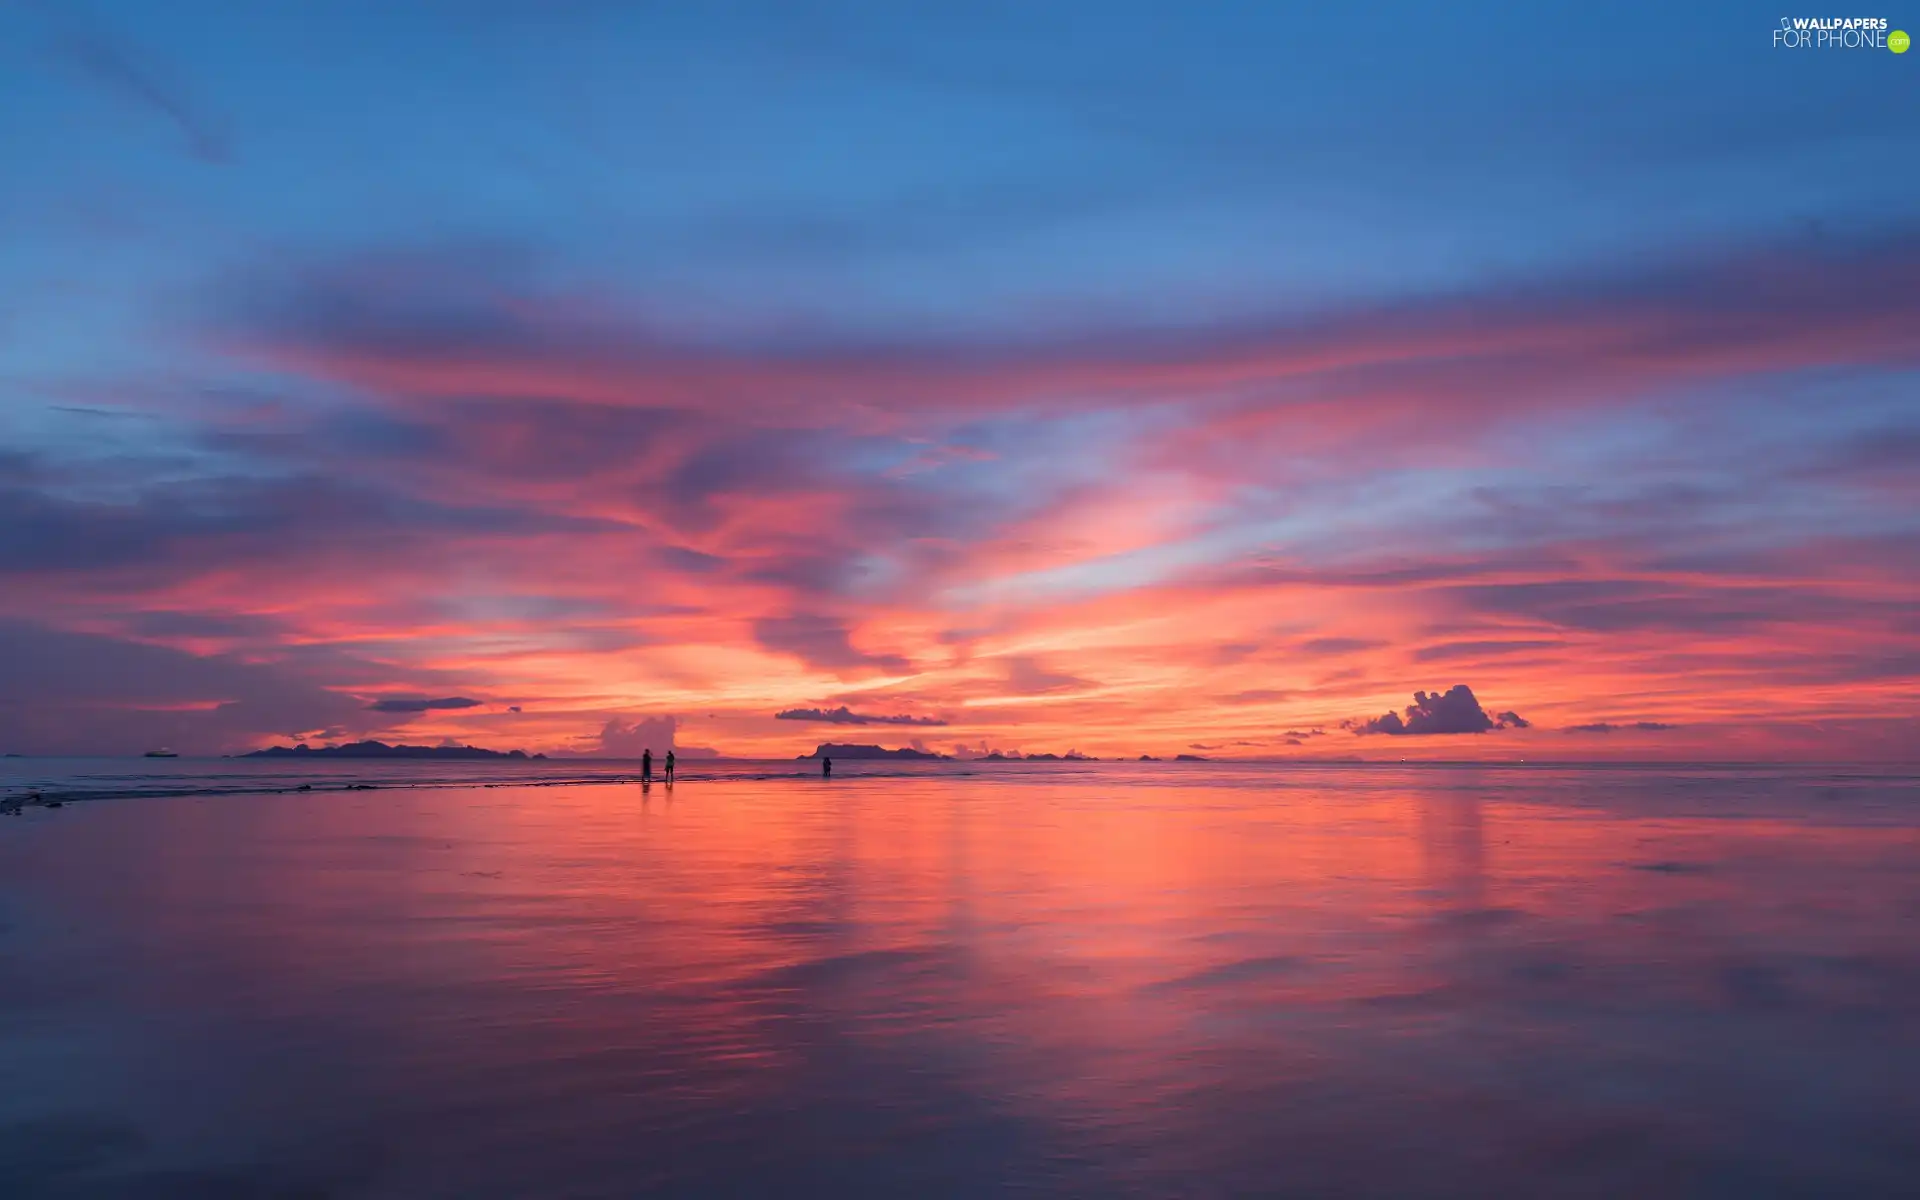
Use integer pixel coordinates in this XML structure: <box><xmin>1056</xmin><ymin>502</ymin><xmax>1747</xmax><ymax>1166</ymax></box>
<box><xmin>2</xmin><ymin>1</ymin><xmax>1917</xmax><ymax>761</ymax></box>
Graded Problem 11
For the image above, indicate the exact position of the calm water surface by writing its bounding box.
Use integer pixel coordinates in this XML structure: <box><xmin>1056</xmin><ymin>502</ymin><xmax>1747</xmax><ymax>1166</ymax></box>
<box><xmin>1</xmin><ymin>763</ymin><xmax>1917</xmax><ymax>1197</ymax></box>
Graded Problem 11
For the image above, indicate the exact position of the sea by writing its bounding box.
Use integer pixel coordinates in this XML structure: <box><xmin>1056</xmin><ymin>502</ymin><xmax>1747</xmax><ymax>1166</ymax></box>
<box><xmin>2</xmin><ymin>758</ymin><xmax>1916</xmax><ymax>1197</ymax></box>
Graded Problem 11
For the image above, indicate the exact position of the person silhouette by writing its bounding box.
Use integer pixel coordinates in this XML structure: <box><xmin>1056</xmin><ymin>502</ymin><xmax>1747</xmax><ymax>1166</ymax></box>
<box><xmin>642</xmin><ymin>748</ymin><xmax>652</xmax><ymax>783</ymax></box>
<box><xmin>665</xmin><ymin>750</ymin><xmax>675</xmax><ymax>784</ymax></box>
<box><xmin>822</xmin><ymin>755</ymin><xmax>832</xmax><ymax>778</ymax></box>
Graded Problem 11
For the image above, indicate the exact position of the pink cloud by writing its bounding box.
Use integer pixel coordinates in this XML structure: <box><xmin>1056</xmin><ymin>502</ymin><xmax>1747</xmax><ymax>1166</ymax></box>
<box><xmin>4</xmin><ymin>231</ymin><xmax>1916</xmax><ymax>758</ymax></box>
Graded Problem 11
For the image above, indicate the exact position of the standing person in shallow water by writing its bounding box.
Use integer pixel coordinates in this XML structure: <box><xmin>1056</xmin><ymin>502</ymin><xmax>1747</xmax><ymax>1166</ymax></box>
<box><xmin>642</xmin><ymin>748</ymin><xmax>652</xmax><ymax>783</ymax></box>
<box><xmin>665</xmin><ymin>750</ymin><xmax>675</xmax><ymax>784</ymax></box>
<box><xmin>823</xmin><ymin>755</ymin><xmax>832</xmax><ymax>778</ymax></box>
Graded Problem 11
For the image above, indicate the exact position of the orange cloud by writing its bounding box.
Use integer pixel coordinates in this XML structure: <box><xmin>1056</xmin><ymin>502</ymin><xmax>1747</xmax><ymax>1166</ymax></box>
<box><xmin>6</xmin><ymin>231</ymin><xmax>1917</xmax><ymax>759</ymax></box>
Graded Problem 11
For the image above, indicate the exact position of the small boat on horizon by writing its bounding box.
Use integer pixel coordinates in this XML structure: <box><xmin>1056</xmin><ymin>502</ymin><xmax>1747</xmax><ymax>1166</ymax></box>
<box><xmin>144</xmin><ymin>748</ymin><xmax>179</xmax><ymax>758</ymax></box>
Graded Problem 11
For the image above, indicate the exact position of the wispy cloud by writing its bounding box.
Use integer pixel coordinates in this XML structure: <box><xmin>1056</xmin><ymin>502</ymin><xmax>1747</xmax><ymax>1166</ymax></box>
<box><xmin>59</xmin><ymin>28</ymin><xmax>230</xmax><ymax>163</ymax></box>
<box><xmin>208</xmin><ymin>229</ymin><xmax>1920</xmax><ymax>435</ymax></box>
<box><xmin>367</xmin><ymin>696</ymin><xmax>483</xmax><ymax>714</ymax></box>
<box><xmin>775</xmin><ymin>706</ymin><xmax>947</xmax><ymax>726</ymax></box>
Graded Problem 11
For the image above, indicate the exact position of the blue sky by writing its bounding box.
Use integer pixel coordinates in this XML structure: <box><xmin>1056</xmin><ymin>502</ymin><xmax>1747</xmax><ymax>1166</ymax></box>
<box><xmin>5</xmin><ymin>0</ymin><xmax>1914</xmax><ymax>355</ymax></box>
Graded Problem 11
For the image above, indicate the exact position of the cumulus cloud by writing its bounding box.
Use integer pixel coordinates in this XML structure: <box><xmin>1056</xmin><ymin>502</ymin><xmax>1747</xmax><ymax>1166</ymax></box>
<box><xmin>1348</xmin><ymin>685</ymin><xmax>1529</xmax><ymax>736</ymax></box>
<box><xmin>590</xmin><ymin>715</ymin><xmax>679</xmax><ymax>758</ymax></box>
<box><xmin>1565</xmin><ymin>721</ymin><xmax>1677</xmax><ymax>733</ymax></box>
<box><xmin>775</xmin><ymin>705</ymin><xmax>947</xmax><ymax>726</ymax></box>
<box><xmin>366</xmin><ymin>696</ymin><xmax>483</xmax><ymax>713</ymax></box>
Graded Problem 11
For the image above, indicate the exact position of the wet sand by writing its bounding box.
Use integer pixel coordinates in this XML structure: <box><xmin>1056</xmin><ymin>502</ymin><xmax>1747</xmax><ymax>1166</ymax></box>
<box><xmin>1</xmin><ymin>765</ymin><xmax>1916</xmax><ymax>1197</ymax></box>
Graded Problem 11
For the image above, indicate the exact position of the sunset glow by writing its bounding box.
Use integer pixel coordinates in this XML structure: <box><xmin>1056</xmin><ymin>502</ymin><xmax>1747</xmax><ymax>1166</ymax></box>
<box><xmin>3</xmin><ymin>3</ymin><xmax>1915</xmax><ymax>762</ymax></box>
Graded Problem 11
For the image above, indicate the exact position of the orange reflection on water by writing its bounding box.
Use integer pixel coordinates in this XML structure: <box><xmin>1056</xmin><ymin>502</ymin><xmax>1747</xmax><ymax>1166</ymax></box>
<box><xmin>1</xmin><ymin>764</ymin><xmax>1916</xmax><ymax>1195</ymax></box>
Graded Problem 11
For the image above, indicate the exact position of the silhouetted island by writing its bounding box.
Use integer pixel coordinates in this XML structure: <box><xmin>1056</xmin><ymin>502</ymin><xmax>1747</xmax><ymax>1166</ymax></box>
<box><xmin>1137</xmin><ymin>755</ymin><xmax>1160</xmax><ymax>761</ymax></box>
<box><xmin>798</xmin><ymin>743</ymin><xmax>947</xmax><ymax>760</ymax></box>
<box><xmin>244</xmin><ymin>740</ymin><xmax>546</xmax><ymax>761</ymax></box>
<box><xmin>1175</xmin><ymin>753</ymin><xmax>1208</xmax><ymax>761</ymax></box>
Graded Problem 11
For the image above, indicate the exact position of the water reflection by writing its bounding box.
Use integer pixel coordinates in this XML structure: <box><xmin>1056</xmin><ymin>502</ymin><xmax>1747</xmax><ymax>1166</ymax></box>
<box><xmin>1</xmin><ymin>766</ymin><xmax>1916</xmax><ymax>1196</ymax></box>
<box><xmin>1417</xmin><ymin>783</ymin><xmax>1487</xmax><ymax>909</ymax></box>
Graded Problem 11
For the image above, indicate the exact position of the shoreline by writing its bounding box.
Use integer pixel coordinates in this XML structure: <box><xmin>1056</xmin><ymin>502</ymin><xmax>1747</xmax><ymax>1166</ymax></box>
<box><xmin>0</xmin><ymin>769</ymin><xmax>857</xmax><ymax>811</ymax></box>
<box><xmin>4</xmin><ymin>759</ymin><xmax>1915</xmax><ymax>815</ymax></box>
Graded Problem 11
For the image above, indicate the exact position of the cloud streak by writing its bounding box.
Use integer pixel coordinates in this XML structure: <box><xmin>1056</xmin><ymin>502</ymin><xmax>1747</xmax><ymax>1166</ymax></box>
<box><xmin>367</xmin><ymin>696</ymin><xmax>484</xmax><ymax>714</ymax></box>
<box><xmin>775</xmin><ymin>706</ymin><xmax>948</xmax><ymax>727</ymax></box>
<box><xmin>207</xmin><ymin>230</ymin><xmax>1920</xmax><ymax>442</ymax></box>
<box><xmin>59</xmin><ymin>28</ymin><xmax>230</xmax><ymax>162</ymax></box>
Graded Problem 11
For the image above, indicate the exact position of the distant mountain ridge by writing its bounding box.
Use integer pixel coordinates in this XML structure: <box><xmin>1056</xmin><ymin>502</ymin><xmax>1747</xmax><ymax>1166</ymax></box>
<box><xmin>797</xmin><ymin>743</ymin><xmax>947</xmax><ymax>760</ymax></box>
<box><xmin>243</xmin><ymin>740</ymin><xmax>546</xmax><ymax>760</ymax></box>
